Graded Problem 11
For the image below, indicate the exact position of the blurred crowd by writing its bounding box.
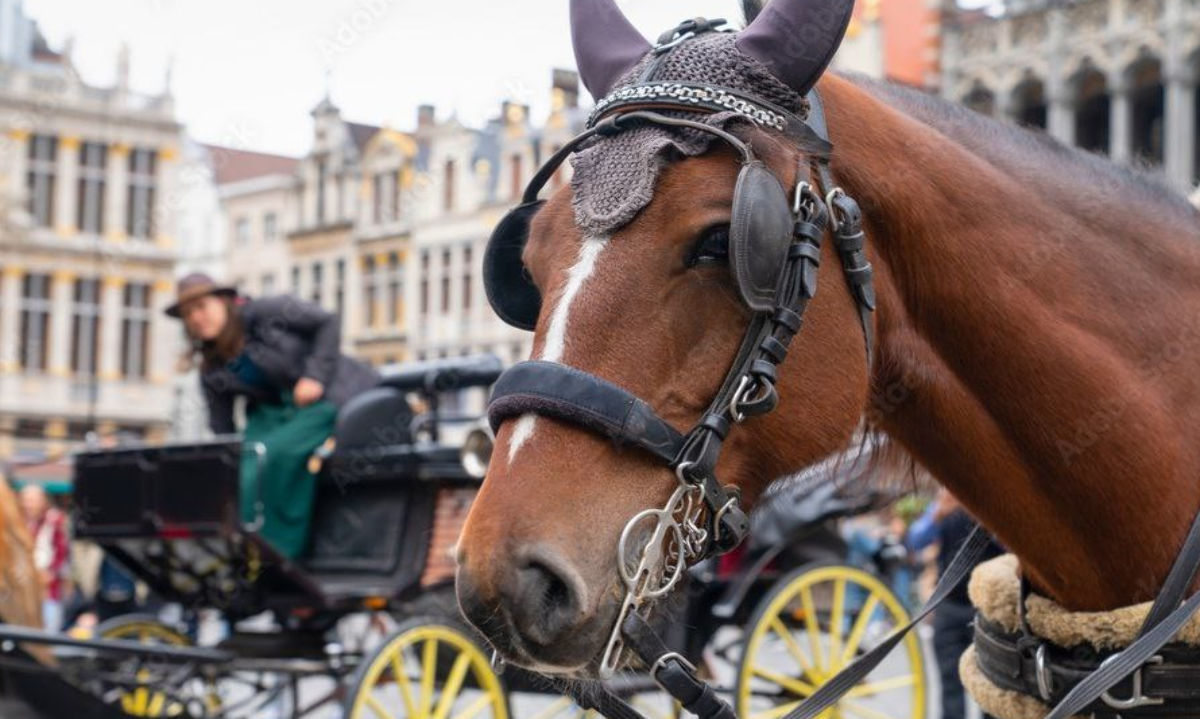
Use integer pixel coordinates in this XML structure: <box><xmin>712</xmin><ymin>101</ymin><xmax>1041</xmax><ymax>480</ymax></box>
<box><xmin>13</xmin><ymin>481</ymin><xmax>144</xmax><ymax>637</ymax></box>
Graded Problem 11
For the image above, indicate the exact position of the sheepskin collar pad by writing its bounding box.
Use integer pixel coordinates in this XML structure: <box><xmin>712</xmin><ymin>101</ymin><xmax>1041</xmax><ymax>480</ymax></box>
<box><xmin>963</xmin><ymin>555</ymin><xmax>1200</xmax><ymax>719</ymax></box>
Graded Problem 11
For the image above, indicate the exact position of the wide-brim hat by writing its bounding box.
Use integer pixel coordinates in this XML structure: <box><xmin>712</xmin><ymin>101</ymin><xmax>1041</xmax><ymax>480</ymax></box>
<box><xmin>164</xmin><ymin>272</ymin><xmax>238</xmax><ymax>318</ymax></box>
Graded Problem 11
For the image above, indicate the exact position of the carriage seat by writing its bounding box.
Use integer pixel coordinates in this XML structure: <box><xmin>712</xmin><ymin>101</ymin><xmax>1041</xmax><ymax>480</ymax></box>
<box><xmin>331</xmin><ymin>354</ymin><xmax>505</xmax><ymax>450</ymax></box>
<box><xmin>376</xmin><ymin>353</ymin><xmax>503</xmax><ymax>394</ymax></box>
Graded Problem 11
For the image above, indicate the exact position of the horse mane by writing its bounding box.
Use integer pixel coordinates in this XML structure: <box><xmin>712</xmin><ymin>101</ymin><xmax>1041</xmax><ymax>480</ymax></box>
<box><xmin>844</xmin><ymin>73</ymin><xmax>1200</xmax><ymax>229</ymax></box>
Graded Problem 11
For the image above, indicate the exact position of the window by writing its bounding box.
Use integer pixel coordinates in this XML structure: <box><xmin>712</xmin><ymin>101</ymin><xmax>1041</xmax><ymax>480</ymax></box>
<box><xmin>291</xmin><ymin>265</ymin><xmax>301</xmax><ymax>294</ymax></box>
<box><xmin>316</xmin><ymin>159</ymin><xmax>327</xmax><ymax>225</ymax></box>
<box><xmin>419</xmin><ymin>250</ymin><xmax>430</xmax><ymax>315</ymax></box>
<box><xmin>510</xmin><ymin>153</ymin><xmax>523</xmax><ymax>201</ymax></box>
<box><xmin>263</xmin><ymin>212</ymin><xmax>277</xmax><ymax>241</ymax></box>
<box><xmin>26</xmin><ymin>135</ymin><xmax>56</xmax><ymax>228</ymax></box>
<box><xmin>261</xmin><ymin>273</ymin><xmax>275</xmax><ymax>295</ymax></box>
<box><xmin>120</xmin><ymin>283</ymin><xmax>151</xmax><ymax>378</ymax></box>
<box><xmin>234</xmin><ymin>216</ymin><xmax>250</xmax><ymax>245</ymax></box>
<box><xmin>387</xmin><ymin>252</ymin><xmax>402</xmax><ymax>325</ymax></box>
<box><xmin>127</xmin><ymin>148</ymin><xmax>156</xmax><ymax>239</ymax></box>
<box><xmin>462</xmin><ymin>245</ymin><xmax>473</xmax><ymax>310</ymax></box>
<box><xmin>373</xmin><ymin>171</ymin><xmax>398</xmax><ymax>223</ymax></box>
<box><xmin>441</xmin><ymin>249</ymin><xmax>452</xmax><ymax>313</ymax></box>
<box><xmin>311</xmin><ymin>262</ymin><xmax>323</xmax><ymax>305</ymax></box>
<box><xmin>443</xmin><ymin>159</ymin><xmax>455</xmax><ymax>212</ymax></box>
<box><xmin>335</xmin><ymin>259</ymin><xmax>346</xmax><ymax>319</ymax></box>
<box><xmin>77</xmin><ymin>142</ymin><xmax>107</xmax><ymax>234</ymax></box>
<box><xmin>363</xmin><ymin>256</ymin><xmax>377</xmax><ymax>328</ymax></box>
<box><xmin>71</xmin><ymin>278</ymin><xmax>101</xmax><ymax>375</ymax></box>
<box><xmin>18</xmin><ymin>273</ymin><xmax>51</xmax><ymax>371</ymax></box>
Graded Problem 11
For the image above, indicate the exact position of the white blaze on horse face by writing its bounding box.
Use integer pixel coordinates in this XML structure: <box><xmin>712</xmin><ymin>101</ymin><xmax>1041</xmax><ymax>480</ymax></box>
<box><xmin>507</xmin><ymin>236</ymin><xmax>609</xmax><ymax>464</ymax></box>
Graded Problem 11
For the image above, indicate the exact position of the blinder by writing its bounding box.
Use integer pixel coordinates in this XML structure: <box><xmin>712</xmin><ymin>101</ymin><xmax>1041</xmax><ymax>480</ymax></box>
<box><xmin>482</xmin><ymin>200</ymin><xmax>544</xmax><ymax>331</ymax></box>
<box><xmin>483</xmin><ymin>111</ymin><xmax>800</xmax><ymax>328</ymax></box>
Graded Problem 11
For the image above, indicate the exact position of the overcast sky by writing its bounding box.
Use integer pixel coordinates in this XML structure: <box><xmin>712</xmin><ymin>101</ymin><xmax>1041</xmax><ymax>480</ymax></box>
<box><xmin>26</xmin><ymin>0</ymin><xmax>990</xmax><ymax>157</ymax></box>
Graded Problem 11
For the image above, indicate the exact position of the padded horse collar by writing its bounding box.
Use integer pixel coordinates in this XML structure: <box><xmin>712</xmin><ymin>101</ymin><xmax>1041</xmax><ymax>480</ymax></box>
<box><xmin>482</xmin><ymin>18</ymin><xmax>876</xmax><ymax>718</ymax></box>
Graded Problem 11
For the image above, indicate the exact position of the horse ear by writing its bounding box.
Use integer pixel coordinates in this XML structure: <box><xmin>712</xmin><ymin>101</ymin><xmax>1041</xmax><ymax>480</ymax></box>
<box><xmin>570</xmin><ymin>0</ymin><xmax>651</xmax><ymax>99</ymax></box>
<box><xmin>741</xmin><ymin>0</ymin><xmax>765</xmax><ymax>25</ymax></box>
<box><xmin>736</xmin><ymin>0</ymin><xmax>855</xmax><ymax>95</ymax></box>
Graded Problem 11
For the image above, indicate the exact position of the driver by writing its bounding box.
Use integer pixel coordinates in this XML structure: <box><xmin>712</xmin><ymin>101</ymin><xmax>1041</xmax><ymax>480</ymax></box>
<box><xmin>166</xmin><ymin>272</ymin><xmax>379</xmax><ymax>558</ymax></box>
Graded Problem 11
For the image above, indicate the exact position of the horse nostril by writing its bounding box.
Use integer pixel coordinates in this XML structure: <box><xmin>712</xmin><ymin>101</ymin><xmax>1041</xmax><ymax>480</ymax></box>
<box><xmin>511</xmin><ymin>557</ymin><xmax>582</xmax><ymax>645</ymax></box>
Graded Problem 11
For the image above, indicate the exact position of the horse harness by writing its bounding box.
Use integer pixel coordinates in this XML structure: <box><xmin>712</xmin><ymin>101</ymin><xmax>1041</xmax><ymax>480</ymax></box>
<box><xmin>482</xmin><ymin>18</ymin><xmax>1200</xmax><ymax>719</ymax></box>
<box><xmin>482</xmin><ymin>19</ymin><xmax>876</xmax><ymax>719</ymax></box>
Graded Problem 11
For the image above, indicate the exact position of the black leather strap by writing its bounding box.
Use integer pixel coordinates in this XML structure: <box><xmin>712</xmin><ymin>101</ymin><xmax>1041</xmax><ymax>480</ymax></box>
<box><xmin>974</xmin><ymin>615</ymin><xmax>1200</xmax><ymax>717</ymax></box>
<box><xmin>622</xmin><ymin>613</ymin><xmax>737</xmax><ymax>719</ymax></box>
<box><xmin>488</xmin><ymin>360</ymin><xmax>687</xmax><ymax>464</ymax></box>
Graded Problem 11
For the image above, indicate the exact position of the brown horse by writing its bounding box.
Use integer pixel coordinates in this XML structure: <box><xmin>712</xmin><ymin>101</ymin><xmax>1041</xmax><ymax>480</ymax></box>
<box><xmin>457</xmin><ymin>0</ymin><xmax>1200</xmax><ymax>675</ymax></box>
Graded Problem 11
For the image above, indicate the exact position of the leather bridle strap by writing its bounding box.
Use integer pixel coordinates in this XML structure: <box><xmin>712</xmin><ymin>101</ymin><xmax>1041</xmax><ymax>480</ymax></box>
<box><xmin>488</xmin><ymin>361</ymin><xmax>687</xmax><ymax>465</ymax></box>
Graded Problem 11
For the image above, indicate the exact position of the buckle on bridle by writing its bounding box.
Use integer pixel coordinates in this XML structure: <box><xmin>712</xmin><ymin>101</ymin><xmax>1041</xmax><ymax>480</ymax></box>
<box><xmin>649</xmin><ymin>651</ymin><xmax>698</xmax><ymax>691</ymax></box>
<box><xmin>1100</xmin><ymin>654</ymin><xmax>1164</xmax><ymax>710</ymax></box>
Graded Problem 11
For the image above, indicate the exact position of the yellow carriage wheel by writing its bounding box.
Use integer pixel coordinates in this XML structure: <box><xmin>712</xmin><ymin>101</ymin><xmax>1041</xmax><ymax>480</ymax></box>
<box><xmin>736</xmin><ymin>564</ymin><xmax>926</xmax><ymax>719</ymax></box>
<box><xmin>347</xmin><ymin>618</ymin><xmax>509</xmax><ymax>719</ymax></box>
<box><xmin>96</xmin><ymin>615</ymin><xmax>194</xmax><ymax>717</ymax></box>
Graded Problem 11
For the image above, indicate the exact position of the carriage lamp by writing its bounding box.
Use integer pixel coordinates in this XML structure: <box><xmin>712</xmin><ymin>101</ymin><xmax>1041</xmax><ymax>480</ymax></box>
<box><xmin>461</xmin><ymin>424</ymin><xmax>494</xmax><ymax>479</ymax></box>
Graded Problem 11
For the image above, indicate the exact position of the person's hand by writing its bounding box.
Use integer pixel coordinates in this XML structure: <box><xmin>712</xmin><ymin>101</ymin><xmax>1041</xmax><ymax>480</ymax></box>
<box><xmin>293</xmin><ymin>377</ymin><xmax>325</xmax><ymax>407</ymax></box>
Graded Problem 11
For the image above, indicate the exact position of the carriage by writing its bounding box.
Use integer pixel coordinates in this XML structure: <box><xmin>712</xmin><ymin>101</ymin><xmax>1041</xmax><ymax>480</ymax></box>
<box><xmin>0</xmin><ymin>353</ymin><xmax>928</xmax><ymax>719</ymax></box>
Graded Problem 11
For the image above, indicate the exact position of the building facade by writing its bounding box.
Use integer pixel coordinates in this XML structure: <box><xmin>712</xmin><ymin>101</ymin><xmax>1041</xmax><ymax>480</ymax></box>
<box><xmin>835</xmin><ymin>0</ymin><xmax>945</xmax><ymax>87</ymax></box>
<box><xmin>942</xmin><ymin>0</ymin><xmax>1200</xmax><ymax>192</ymax></box>
<box><xmin>0</xmin><ymin>1</ymin><xmax>183</xmax><ymax>462</ymax></box>
<box><xmin>203</xmin><ymin>71</ymin><xmax>586</xmax><ymax>394</ymax></box>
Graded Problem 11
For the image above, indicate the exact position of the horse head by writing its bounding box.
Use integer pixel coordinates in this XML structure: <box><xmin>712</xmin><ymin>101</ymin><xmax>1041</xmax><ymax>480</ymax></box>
<box><xmin>455</xmin><ymin>0</ymin><xmax>870</xmax><ymax>675</ymax></box>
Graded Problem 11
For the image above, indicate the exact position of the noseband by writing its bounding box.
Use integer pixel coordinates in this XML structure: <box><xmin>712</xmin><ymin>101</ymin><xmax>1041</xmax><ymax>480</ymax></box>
<box><xmin>482</xmin><ymin>20</ymin><xmax>876</xmax><ymax>719</ymax></box>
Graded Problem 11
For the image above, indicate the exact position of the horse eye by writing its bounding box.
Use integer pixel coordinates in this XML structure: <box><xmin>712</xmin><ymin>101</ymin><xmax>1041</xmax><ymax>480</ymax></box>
<box><xmin>688</xmin><ymin>225</ymin><xmax>730</xmax><ymax>267</ymax></box>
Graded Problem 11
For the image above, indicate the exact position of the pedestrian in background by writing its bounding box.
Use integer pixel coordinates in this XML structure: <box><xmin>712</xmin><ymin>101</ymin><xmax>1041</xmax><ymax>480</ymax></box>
<box><xmin>18</xmin><ymin>484</ymin><xmax>69</xmax><ymax>632</ymax></box>
<box><xmin>907</xmin><ymin>488</ymin><xmax>1003</xmax><ymax>719</ymax></box>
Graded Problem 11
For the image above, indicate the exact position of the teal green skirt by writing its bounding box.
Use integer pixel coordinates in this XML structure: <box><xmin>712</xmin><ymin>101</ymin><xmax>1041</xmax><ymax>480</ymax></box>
<box><xmin>239</xmin><ymin>395</ymin><xmax>336</xmax><ymax>558</ymax></box>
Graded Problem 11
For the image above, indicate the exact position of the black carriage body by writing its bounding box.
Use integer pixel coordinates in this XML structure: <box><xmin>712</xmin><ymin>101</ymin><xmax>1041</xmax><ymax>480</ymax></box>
<box><xmin>72</xmin><ymin>355</ymin><xmax>500</xmax><ymax>623</ymax></box>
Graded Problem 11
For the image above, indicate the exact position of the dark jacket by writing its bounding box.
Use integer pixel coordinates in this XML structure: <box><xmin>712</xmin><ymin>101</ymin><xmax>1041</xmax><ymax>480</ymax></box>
<box><xmin>200</xmin><ymin>295</ymin><xmax>379</xmax><ymax>435</ymax></box>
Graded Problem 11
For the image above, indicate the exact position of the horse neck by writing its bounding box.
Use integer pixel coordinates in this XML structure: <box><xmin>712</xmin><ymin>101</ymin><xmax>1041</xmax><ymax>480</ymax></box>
<box><xmin>816</xmin><ymin>74</ymin><xmax>1200</xmax><ymax>610</ymax></box>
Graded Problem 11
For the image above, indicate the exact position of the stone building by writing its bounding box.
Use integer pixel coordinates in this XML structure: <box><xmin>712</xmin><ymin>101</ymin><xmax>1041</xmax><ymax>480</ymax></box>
<box><xmin>203</xmin><ymin>70</ymin><xmax>584</xmax><ymax>391</ymax></box>
<box><xmin>836</xmin><ymin>0</ymin><xmax>945</xmax><ymax>87</ymax></box>
<box><xmin>0</xmin><ymin>1</ymin><xmax>183</xmax><ymax>461</ymax></box>
<box><xmin>941</xmin><ymin>0</ymin><xmax>1200</xmax><ymax>193</ymax></box>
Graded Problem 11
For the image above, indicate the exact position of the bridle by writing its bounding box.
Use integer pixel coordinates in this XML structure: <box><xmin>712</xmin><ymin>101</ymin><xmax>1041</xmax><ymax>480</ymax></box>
<box><xmin>480</xmin><ymin>18</ymin><xmax>1200</xmax><ymax>719</ymax></box>
<box><xmin>481</xmin><ymin>19</ymin><xmax>876</xmax><ymax>719</ymax></box>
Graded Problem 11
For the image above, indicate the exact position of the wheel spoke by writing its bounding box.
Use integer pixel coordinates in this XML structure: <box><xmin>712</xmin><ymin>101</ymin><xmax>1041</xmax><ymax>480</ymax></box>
<box><xmin>419</xmin><ymin>638</ymin><xmax>438</xmax><ymax>718</ymax></box>
<box><xmin>799</xmin><ymin>586</ymin><xmax>826</xmax><ymax>672</ymax></box>
<box><xmin>840</xmin><ymin>698</ymin><xmax>900</xmax><ymax>719</ymax></box>
<box><xmin>828</xmin><ymin>578</ymin><xmax>846</xmax><ymax>668</ymax></box>
<box><xmin>844</xmin><ymin>674</ymin><xmax>916</xmax><ymax>698</ymax></box>
<box><xmin>389</xmin><ymin>645</ymin><xmax>419</xmax><ymax>717</ymax></box>
<box><xmin>769</xmin><ymin>616</ymin><xmax>817</xmax><ymax>677</ymax></box>
<box><xmin>749</xmin><ymin>698</ymin><xmax>804</xmax><ymax>719</ymax></box>
<box><xmin>365</xmin><ymin>692</ymin><xmax>400</xmax><ymax>719</ymax></box>
<box><xmin>839</xmin><ymin>594</ymin><xmax>881</xmax><ymax>665</ymax></box>
<box><xmin>450</xmin><ymin>692</ymin><xmax>493</xmax><ymax>719</ymax></box>
<box><xmin>752</xmin><ymin>665</ymin><xmax>817</xmax><ymax>698</ymax></box>
<box><xmin>145</xmin><ymin>691</ymin><xmax>165</xmax><ymax>716</ymax></box>
<box><xmin>432</xmin><ymin>653</ymin><xmax>473</xmax><ymax>719</ymax></box>
<box><xmin>526</xmin><ymin>696</ymin><xmax>574</xmax><ymax>719</ymax></box>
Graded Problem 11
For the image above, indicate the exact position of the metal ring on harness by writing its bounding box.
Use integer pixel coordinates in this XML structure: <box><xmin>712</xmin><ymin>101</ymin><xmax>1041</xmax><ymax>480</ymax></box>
<box><xmin>1099</xmin><ymin>654</ymin><xmax>1164</xmax><ymax>710</ymax></box>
